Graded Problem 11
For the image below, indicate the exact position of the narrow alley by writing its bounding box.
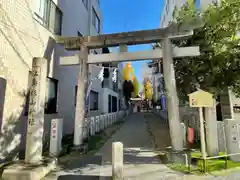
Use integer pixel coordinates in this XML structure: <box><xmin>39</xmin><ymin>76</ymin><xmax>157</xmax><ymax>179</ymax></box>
<box><xmin>44</xmin><ymin>113</ymin><xmax>179</xmax><ymax>180</ymax></box>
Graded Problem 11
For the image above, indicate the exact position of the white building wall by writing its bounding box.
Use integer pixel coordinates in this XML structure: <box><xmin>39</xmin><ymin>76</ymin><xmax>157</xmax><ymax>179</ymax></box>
<box><xmin>56</xmin><ymin>0</ymin><xmax>103</xmax><ymax>134</ymax></box>
<box><xmin>88</xmin><ymin>65</ymin><xmax>103</xmax><ymax>116</ymax></box>
<box><xmin>0</xmin><ymin>0</ymin><xmax>60</xmax><ymax>160</ymax></box>
<box><xmin>160</xmin><ymin>0</ymin><xmax>186</xmax><ymax>27</ymax></box>
<box><xmin>160</xmin><ymin>0</ymin><xmax>220</xmax><ymax>27</ymax></box>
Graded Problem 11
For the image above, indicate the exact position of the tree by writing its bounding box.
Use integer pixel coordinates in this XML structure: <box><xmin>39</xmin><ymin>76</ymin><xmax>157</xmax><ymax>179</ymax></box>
<box><xmin>123</xmin><ymin>80</ymin><xmax>134</xmax><ymax>107</ymax></box>
<box><xmin>171</xmin><ymin>0</ymin><xmax>240</xmax><ymax>100</ymax></box>
<box><xmin>122</xmin><ymin>62</ymin><xmax>135</xmax><ymax>107</ymax></box>
<box><xmin>143</xmin><ymin>77</ymin><xmax>152</xmax><ymax>100</ymax></box>
<box><xmin>122</xmin><ymin>62</ymin><xmax>134</xmax><ymax>81</ymax></box>
<box><xmin>172</xmin><ymin>0</ymin><xmax>240</xmax><ymax>156</ymax></box>
<box><xmin>132</xmin><ymin>75</ymin><xmax>139</xmax><ymax>98</ymax></box>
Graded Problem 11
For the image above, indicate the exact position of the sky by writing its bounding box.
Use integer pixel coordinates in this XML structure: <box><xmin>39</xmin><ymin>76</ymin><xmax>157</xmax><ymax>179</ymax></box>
<box><xmin>100</xmin><ymin>0</ymin><xmax>164</xmax><ymax>90</ymax></box>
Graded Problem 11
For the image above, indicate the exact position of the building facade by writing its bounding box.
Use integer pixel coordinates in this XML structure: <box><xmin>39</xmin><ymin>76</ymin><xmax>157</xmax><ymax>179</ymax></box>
<box><xmin>148</xmin><ymin>60</ymin><xmax>167</xmax><ymax>110</ymax></box>
<box><xmin>57</xmin><ymin>0</ymin><xmax>104</xmax><ymax>134</ymax></box>
<box><xmin>0</xmin><ymin>0</ymin><xmax>120</xmax><ymax>161</ymax></box>
<box><xmin>160</xmin><ymin>0</ymin><xmax>219</xmax><ymax>28</ymax></box>
<box><xmin>0</xmin><ymin>0</ymin><xmax>63</xmax><ymax>160</ymax></box>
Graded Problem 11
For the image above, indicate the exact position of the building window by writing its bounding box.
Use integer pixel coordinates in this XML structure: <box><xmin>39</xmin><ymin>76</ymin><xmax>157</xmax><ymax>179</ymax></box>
<box><xmin>90</xmin><ymin>91</ymin><xmax>98</xmax><ymax>110</ymax></box>
<box><xmin>112</xmin><ymin>96</ymin><xmax>117</xmax><ymax>112</ymax></box>
<box><xmin>74</xmin><ymin>86</ymin><xmax>77</xmax><ymax>106</ymax></box>
<box><xmin>35</xmin><ymin>0</ymin><xmax>47</xmax><ymax>22</ymax></box>
<box><xmin>24</xmin><ymin>73</ymin><xmax>58</xmax><ymax>115</ymax></box>
<box><xmin>45</xmin><ymin>78</ymin><xmax>58</xmax><ymax>114</ymax></box>
<box><xmin>92</xmin><ymin>8</ymin><xmax>100</xmax><ymax>33</ymax></box>
<box><xmin>35</xmin><ymin>0</ymin><xmax>62</xmax><ymax>35</ymax></box>
<box><xmin>195</xmin><ymin>0</ymin><xmax>200</xmax><ymax>9</ymax></box>
<box><xmin>54</xmin><ymin>7</ymin><xmax>62</xmax><ymax>35</ymax></box>
<box><xmin>108</xmin><ymin>95</ymin><xmax>111</xmax><ymax>113</ymax></box>
<box><xmin>165</xmin><ymin>1</ymin><xmax>169</xmax><ymax>14</ymax></box>
<box><xmin>82</xmin><ymin>0</ymin><xmax>88</xmax><ymax>10</ymax></box>
<box><xmin>96</xmin><ymin>0</ymin><xmax>100</xmax><ymax>5</ymax></box>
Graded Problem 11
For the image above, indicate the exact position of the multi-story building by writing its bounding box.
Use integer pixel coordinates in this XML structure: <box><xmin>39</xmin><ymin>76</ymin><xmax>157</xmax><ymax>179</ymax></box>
<box><xmin>0</xmin><ymin>0</ymin><xmax>64</xmax><ymax>160</ymax></box>
<box><xmin>56</xmin><ymin>0</ymin><xmax>104</xmax><ymax>134</ymax></box>
<box><xmin>0</xmin><ymin>0</ymin><xmax>120</xmax><ymax>161</ymax></box>
<box><xmin>160</xmin><ymin>0</ymin><xmax>240</xmax><ymax>120</ymax></box>
<box><xmin>160</xmin><ymin>0</ymin><xmax>219</xmax><ymax>28</ymax></box>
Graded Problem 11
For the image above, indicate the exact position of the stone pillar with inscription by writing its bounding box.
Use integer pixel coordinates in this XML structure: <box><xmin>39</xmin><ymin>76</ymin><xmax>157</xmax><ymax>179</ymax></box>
<box><xmin>25</xmin><ymin>57</ymin><xmax>47</xmax><ymax>164</ymax></box>
<box><xmin>74</xmin><ymin>46</ymin><xmax>89</xmax><ymax>146</ymax></box>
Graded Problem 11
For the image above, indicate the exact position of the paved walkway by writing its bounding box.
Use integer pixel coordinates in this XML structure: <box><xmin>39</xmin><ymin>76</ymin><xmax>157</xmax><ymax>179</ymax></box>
<box><xmin>44</xmin><ymin>113</ymin><xmax>177</xmax><ymax>180</ymax></box>
<box><xmin>95</xmin><ymin>113</ymin><xmax>180</xmax><ymax>180</ymax></box>
<box><xmin>44</xmin><ymin>113</ymin><xmax>240</xmax><ymax>180</ymax></box>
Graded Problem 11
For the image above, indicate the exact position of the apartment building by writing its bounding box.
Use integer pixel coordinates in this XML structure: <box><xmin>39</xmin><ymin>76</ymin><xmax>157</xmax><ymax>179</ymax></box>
<box><xmin>160</xmin><ymin>0</ymin><xmax>240</xmax><ymax>120</ymax></box>
<box><xmin>56</xmin><ymin>0</ymin><xmax>104</xmax><ymax>133</ymax></box>
<box><xmin>0</xmin><ymin>0</ymin><xmax>63</xmax><ymax>160</ymax></box>
<box><xmin>0</xmin><ymin>0</ymin><xmax>121</xmax><ymax>161</ymax></box>
<box><xmin>160</xmin><ymin>0</ymin><xmax>220</xmax><ymax>28</ymax></box>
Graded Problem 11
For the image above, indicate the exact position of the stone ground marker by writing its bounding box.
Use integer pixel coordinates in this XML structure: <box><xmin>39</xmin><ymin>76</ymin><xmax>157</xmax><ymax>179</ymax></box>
<box><xmin>112</xmin><ymin>142</ymin><xmax>123</xmax><ymax>180</ymax></box>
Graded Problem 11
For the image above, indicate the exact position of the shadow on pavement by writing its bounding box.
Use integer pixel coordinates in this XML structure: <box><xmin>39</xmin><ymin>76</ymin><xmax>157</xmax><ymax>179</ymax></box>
<box><xmin>58</xmin><ymin>155</ymin><xmax>102</xmax><ymax>171</ymax></box>
<box><xmin>102</xmin><ymin>147</ymin><xmax>161</xmax><ymax>165</ymax></box>
<box><xmin>57</xmin><ymin>175</ymin><xmax>111</xmax><ymax>180</ymax></box>
<box><xmin>45</xmin><ymin>155</ymin><xmax>108</xmax><ymax>179</ymax></box>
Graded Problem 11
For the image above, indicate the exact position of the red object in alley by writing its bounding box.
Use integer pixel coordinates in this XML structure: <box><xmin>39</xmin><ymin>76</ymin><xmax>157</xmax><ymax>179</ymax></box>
<box><xmin>187</xmin><ymin>127</ymin><xmax>194</xmax><ymax>144</ymax></box>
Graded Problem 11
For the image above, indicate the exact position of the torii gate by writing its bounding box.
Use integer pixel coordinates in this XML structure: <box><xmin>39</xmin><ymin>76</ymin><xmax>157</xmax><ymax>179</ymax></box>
<box><xmin>56</xmin><ymin>22</ymin><xmax>200</xmax><ymax>155</ymax></box>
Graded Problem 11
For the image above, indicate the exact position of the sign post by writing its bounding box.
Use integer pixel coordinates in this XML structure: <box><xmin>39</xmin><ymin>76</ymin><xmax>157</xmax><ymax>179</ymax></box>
<box><xmin>188</xmin><ymin>90</ymin><xmax>214</xmax><ymax>160</ymax></box>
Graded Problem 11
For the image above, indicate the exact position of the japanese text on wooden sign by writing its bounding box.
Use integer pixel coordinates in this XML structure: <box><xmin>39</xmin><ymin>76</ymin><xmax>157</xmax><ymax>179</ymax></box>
<box><xmin>188</xmin><ymin>90</ymin><xmax>214</xmax><ymax>108</ymax></box>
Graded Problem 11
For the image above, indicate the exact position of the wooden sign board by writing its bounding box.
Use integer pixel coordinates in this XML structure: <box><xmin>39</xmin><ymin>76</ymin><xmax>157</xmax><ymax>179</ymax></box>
<box><xmin>188</xmin><ymin>90</ymin><xmax>214</xmax><ymax>107</ymax></box>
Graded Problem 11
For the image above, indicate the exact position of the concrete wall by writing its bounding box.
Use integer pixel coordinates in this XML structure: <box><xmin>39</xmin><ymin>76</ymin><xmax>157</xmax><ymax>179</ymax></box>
<box><xmin>0</xmin><ymin>0</ymin><xmax>60</xmax><ymax>160</ymax></box>
<box><xmin>230</xmin><ymin>91</ymin><xmax>240</xmax><ymax>121</ymax></box>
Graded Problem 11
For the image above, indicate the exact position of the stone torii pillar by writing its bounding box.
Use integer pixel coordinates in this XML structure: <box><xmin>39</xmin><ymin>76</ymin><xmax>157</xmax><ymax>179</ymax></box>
<box><xmin>162</xmin><ymin>38</ymin><xmax>183</xmax><ymax>154</ymax></box>
<box><xmin>74</xmin><ymin>46</ymin><xmax>89</xmax><ymax>146</ymax></box>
